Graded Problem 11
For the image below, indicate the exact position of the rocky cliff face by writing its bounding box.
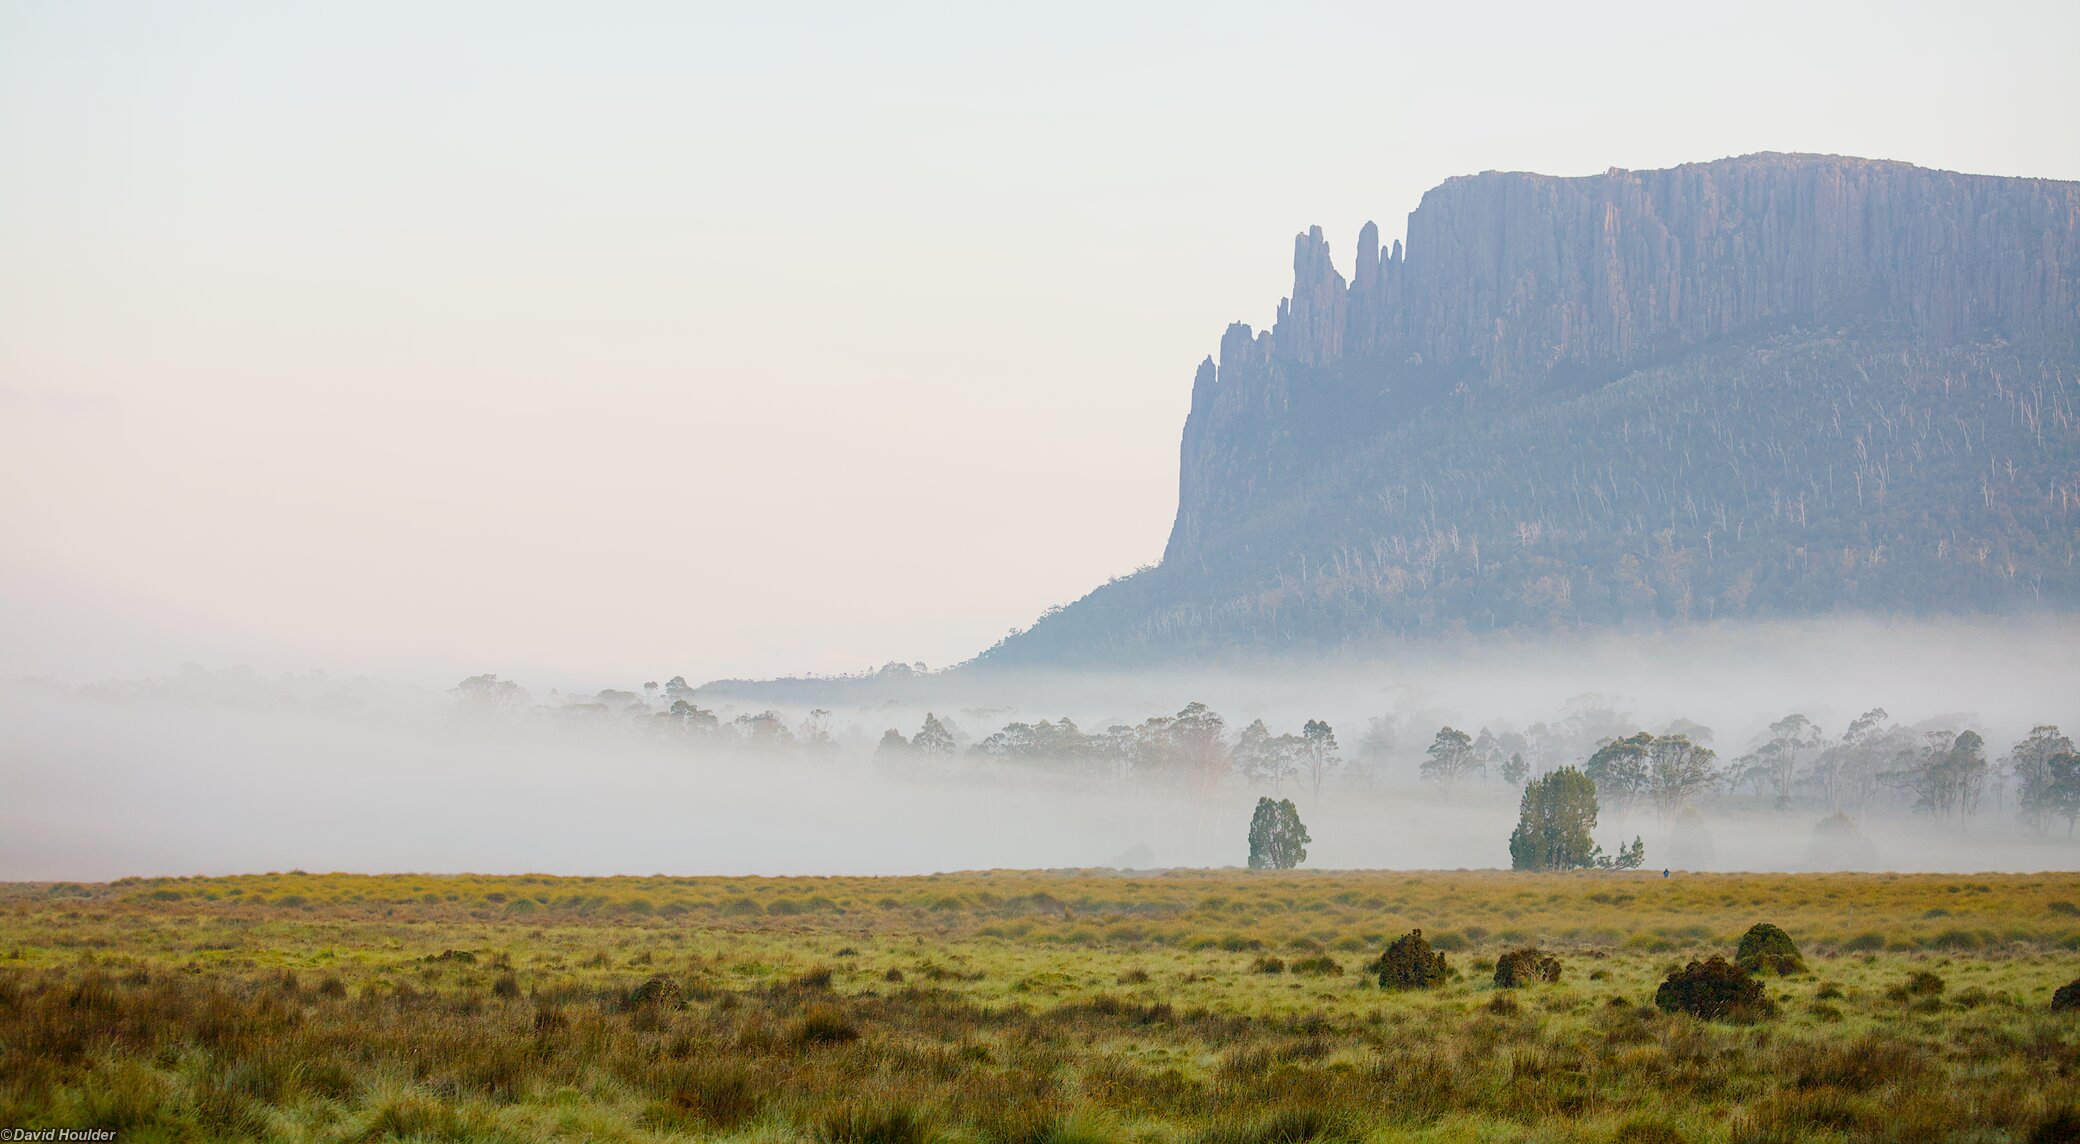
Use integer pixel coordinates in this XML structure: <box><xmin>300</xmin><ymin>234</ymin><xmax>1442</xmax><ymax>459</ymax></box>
<box><xmin>980</xmin><ymin>154</ymin><xmax>2080</xmax><ymax>667</ymax></box>
<box><xmin>1167</xmin><ymin>154</ymin><xmax>2080</xmax><ymax>566</ymax></box>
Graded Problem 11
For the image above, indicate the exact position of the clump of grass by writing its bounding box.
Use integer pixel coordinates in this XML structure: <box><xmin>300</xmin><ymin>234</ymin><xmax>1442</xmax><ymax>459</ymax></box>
<box><xmin>1609</xmin><ymin>1116</ymin><xmax>1692</xmax><ymax>1143</ymax></box>
<box><xmin>1195</xmin><ymin>1107</ymin><xmax>1355</xmax><ymax>1144</ymax></box>
<box><xmin>625</xmin><ymin>973</ymin><xmax>683</xmax><ymax>1009</ymax></box>
<box><xmin>790</xmin><ymin>966</ymin><xmax>836</xmax><ymax>990</ymax></box>
<box><xmin>1250</xmin><ymin>955</ymin><xmax>1286</xmax><ymax>974</ymax></box>
<box><xmin>646</xmin><ymin>1061</ymin><xmax>763</xmax><ymax>1131</ymax></box>
<box><xmin>818</xmin><ymin>1099</ymin><xmax>935</xmax><ymax>1143</ymax></box>
<box><xmin>792</xmin><ymin>1002</ymin><xmax>861</xmax><ymax>1045</ymax></box>
<box><xmin>1785</xmin><ymin>1034</ymin><xmax>1927</xmax><ymax>1092</ymax></box>
<box><xmin>1886</xmin><ymin>970</ymin><xmax>1945</xmax><ymax>1000</ymax></box>
<box><xmin>1289</xmin><ymin>956</ymin><xmax>1342</xmax><ymax>977</ymax></box>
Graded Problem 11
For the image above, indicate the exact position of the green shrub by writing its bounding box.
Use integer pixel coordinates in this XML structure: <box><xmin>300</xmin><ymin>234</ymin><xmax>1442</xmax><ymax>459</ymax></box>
<box><xmin>1375</xmin><ymin>929</ymin><xmax>1448</xmax><ymax>990</ymax></box>
<box><xmin>1289</xmin><ymin>956</ymin><xmax>1343</xmax><ymax>977</ymax></box>
<box><xmin>1734</xmin><ymin>923</ymin><xmax>1805</xmax><ymax>975</ymax></box>
<box><xmin>1250</xmin><ymin>955</ymin><xmax>1286</xmax><ymax>974</ymax></box>
<box><xmin>1654</xmin><ymin>956</ymin><xmax>1774</xmax><ymax>1021</ymax></box>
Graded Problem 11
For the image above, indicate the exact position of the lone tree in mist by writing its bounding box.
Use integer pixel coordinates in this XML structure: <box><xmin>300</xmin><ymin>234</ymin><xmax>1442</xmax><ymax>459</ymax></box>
<box><xmin>1301</xmin><ymin>719</ymin><xmax>1341</xmax><ymax>800</ymax></box>
<box><xmin>1247</xmin><ymin>797</ymin><xmax>1310</xmax><ymax>869</ymax></box>
<box><xmin>1508</xmin><ymin>768</ymin><xmax>1603</xmax><ymax>871</ymax></box>
<box><xmin>1421</xmin><ymin>726</ymin><xmax>1477</xmax><ymax>793</ymax></box>
<box><xmin>912</xmin><ymin>713</ymin><xmax>956</xmax><ymax>756</ymax></box>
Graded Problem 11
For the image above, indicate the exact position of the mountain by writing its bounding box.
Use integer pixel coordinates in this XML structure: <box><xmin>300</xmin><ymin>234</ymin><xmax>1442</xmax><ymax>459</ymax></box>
<box><xmin>978</xmin><ymin>153</ymin><xmax>2080</xmax><ymax>666</ymax></box>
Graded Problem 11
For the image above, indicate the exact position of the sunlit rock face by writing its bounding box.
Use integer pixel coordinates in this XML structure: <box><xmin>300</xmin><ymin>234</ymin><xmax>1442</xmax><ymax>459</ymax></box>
<box><xmin>986</xmin><ymin>155</ymin><xmax>2080</xmax><ymax>666</ymax></box>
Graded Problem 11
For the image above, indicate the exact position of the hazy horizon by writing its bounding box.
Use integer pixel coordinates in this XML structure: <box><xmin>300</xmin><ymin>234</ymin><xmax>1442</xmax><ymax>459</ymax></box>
<box><xmin>6</xmin><ymin>614</ymin><xmax>2074</xmax><ymax>881</ymax></box>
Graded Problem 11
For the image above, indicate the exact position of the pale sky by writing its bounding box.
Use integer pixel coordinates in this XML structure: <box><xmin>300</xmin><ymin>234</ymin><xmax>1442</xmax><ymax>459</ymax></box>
<box><xmin>3</xmin><ymin>1</ymin><xmax>2076</xmax><ymax>687</ymax></box>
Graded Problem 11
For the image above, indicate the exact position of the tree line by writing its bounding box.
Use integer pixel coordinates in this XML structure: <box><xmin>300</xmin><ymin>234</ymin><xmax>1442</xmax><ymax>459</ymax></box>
<box><xmin>451</xmin><ymin>675</ymin><xmax>2080</xmax><ymax>838</ymax></box>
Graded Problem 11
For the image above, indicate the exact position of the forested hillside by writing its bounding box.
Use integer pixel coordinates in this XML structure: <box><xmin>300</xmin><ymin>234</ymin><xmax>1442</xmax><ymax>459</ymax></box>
<box><xmin>980</xmin><ymin>155</ymin><xmax>2080</xmax><ymax>665</ymax></box>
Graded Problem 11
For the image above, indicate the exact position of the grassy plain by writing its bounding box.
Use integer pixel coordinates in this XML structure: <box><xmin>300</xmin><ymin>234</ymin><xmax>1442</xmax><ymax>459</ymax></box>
<box><xmin>3</xmin><ymin>869</ymin><xmax>2079</xmax><ymax>1142</ymax></box>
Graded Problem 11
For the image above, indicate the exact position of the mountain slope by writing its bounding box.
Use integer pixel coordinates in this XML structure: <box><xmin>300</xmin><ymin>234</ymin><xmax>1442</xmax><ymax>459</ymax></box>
<box><xmin>979</xmin><ymin>154</ymin><xmax>2080</xmax><ymax>666</ymax></box>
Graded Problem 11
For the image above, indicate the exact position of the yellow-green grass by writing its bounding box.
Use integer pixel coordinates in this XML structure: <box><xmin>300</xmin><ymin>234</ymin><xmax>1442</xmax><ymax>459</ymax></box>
<box><xmin>3</xmin><ymin>870</ymin><xmax>2078</xmax><ymax>1142</ymax></box>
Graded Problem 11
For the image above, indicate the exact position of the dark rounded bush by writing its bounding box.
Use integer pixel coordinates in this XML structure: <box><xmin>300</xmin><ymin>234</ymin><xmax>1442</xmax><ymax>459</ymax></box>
<box><xmin>1493</xmin><ymin>947</ymin><xmax>1562</xmax><ymax>988</ymax></box>
<box><xmin>2052</xmin><ymin>979</ymin><xmax>2080</xmax><ymax>1012</ymax></box>
<box><xmin>1654</xmin><ymin>956</ymin><xmax>1774</xmax><ymax>1020</ymax></box>
<box><xmin>1250</xmin><ymin>955</ymin><xmax>1286</xmax><ymax>974</ymax></box>
<box><xmin>1735</xmin><ymin>923</ymin><xmax>1805</xmax><ymax>975</ymax></box>
<box><xmin>2030</xmin><ymin>1107</ymin><xmax>2080</xmax><ymax>1144</ymax></box>
<box><xmin>1375</xmin><ymin>929</ymin><xmax>1448</xmax><ymax>990</ymax></box>
<box><xmin>626</xmin><ymin>974</ymin><xmax>683</xmax><ymax>1009</ymax></box>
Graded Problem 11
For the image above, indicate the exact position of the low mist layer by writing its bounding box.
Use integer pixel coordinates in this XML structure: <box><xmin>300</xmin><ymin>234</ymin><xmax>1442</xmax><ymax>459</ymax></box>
<box><xmin>3</xmin><ymin>617</ymin><xmax>2075</xmax><ymax>880</ymax></box>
